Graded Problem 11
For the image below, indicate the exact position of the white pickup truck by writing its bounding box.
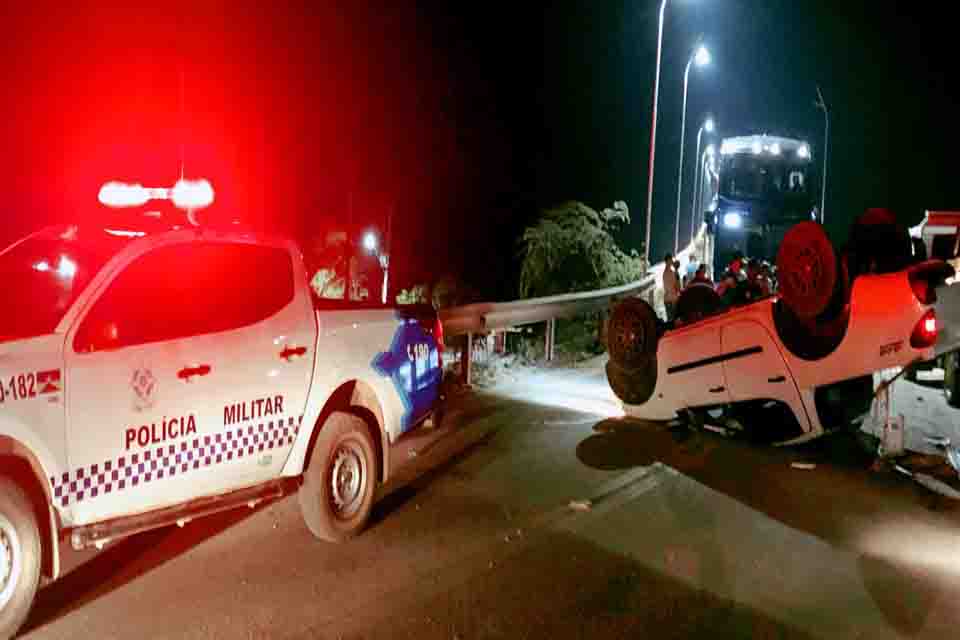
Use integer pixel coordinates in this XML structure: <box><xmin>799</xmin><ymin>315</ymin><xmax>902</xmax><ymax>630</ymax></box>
<box><xmin>905</xmin><ymin>211</ymin><xmax>960</xmax><ymax>403</ymax></box>
<box><xmin>0</xmin><ymin>187</ymin><xmax>443</xmax><ymax>637</ymax></box>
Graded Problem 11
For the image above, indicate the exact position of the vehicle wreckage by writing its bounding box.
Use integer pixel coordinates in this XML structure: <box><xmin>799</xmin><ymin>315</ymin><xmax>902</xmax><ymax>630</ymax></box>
<box><xmin>605</xmin><ymin>214</ymin><xmax>960</xmax><ymax>494</ymax></box>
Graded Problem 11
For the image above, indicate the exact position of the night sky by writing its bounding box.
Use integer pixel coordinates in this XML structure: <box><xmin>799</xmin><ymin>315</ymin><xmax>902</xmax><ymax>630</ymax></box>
<box><xmin>1</xmin><ymin>2</ymin><xmax>958</xmax><ymax>300</ymax></box>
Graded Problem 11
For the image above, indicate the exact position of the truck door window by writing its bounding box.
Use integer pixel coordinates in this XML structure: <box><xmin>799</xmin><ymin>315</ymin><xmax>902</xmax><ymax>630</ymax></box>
<box><xmin>74</xmin><ymin>243</ymin><xmax>295</xmax><ymax>352</ymax></box>
<box><xmin>931</xmin><ymin>233</ymin><xmax>960</xmax><ymax>260</ymax></box>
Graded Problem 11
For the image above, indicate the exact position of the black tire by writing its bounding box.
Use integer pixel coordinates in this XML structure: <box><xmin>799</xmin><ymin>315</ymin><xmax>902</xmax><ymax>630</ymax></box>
<box><xmin>299</xmin><ymin>412</ymin><xmax>378</xmax><ymax>543</ymax></box>
<box><xmin>605</xmin><ymin>357</ymin><xmax>658</xmax><ymax>405</ymax></box>
<box><xmin>846</xmin><ymin>208</ymin><xmax>913</xmax><ymax>277</ymax></box>
<box><xmin>945</xmin><ymin>351</ymin><xmax>960</xmax><ymax>408</ymax></box>
<box><xmin>675</xmin><ymin>283</ymin><xmax>722</xmax><ymax>325</ymax></box>
<box><xmin>773</xmin><ymin>244</ymin><xmax>850</xmax><ymax>361</ymax></box>
<box><xmin>0</xmin><ymin>479</ymin><xmax>41</xmax><ymax>640</ymax></box>
<box><xmin>776</xmin><ymin>221</ymin><xmax>838</xmax><ymax>321</ymax></box>
<box><xmin>607</xmin><ymin>298</ymin><xmax>658</xmax><ymax>370</ymax></box>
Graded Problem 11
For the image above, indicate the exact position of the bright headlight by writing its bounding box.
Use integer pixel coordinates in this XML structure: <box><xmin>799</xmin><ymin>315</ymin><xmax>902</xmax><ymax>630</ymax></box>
<box><xmin>723</xmin><ymin>212</ymin><xmax>743</xmax><ymax>228</ymax></box>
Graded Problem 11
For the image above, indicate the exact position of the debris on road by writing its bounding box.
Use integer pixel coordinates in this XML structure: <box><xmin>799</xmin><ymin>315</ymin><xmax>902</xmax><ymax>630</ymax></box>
<box><xmin>702</xmin><ymin>423</ymin><xmax>731</xmax><ymax>436</ymax></box>
<box><xmin>568</xmin><ymin>499</ymin><xmax>593</xmax><ymax>512</ymax></box>
<box><xmin>790</xmin><ymin>462</ymin><xmax>817</xmax><ymax>470</ymax></box>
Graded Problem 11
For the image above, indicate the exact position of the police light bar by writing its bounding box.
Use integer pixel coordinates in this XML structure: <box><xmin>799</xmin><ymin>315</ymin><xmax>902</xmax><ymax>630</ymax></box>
<box><xmin>98</xmin><ymin>178</ymin><xmax>215</xmax><ymax>210</ymax></box>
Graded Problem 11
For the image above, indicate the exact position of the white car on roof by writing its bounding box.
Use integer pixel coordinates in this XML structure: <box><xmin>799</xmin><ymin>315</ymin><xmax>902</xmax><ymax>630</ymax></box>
<box><xmin>606</xmin><ymin>221</ymin><xmax>951</xmax><ymax>444</ymax></box>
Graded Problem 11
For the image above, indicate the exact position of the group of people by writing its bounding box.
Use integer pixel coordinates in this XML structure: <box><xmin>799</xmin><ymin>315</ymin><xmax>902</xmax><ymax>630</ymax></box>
<box><xmin>662</xmin><ymin>250</ymin><xmax>775</xmax><ymax>322</ymax></box>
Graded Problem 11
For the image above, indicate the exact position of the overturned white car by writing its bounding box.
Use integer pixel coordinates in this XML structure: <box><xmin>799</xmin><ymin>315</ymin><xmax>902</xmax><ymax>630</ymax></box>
<box><xmin>606</xmin><ymin>219</ymin><xmax>953</xmax><ymax>445</ymax></box>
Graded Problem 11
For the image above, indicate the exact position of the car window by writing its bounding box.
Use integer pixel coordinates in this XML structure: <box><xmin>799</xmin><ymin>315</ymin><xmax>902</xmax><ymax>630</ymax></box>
<box><xmin>931</xmin><ymin>234</ymin><xmax>960</xmax><ymax>261</ymax></box>
<box><xmin>305</xmin><ymin>231</ymin><xmax>384</xmax><ymax>307</ymax></box>
<box><xmin>74</xmin><ymin>242</ymin><xmax>294</xmax><ymax>352</ymax></box>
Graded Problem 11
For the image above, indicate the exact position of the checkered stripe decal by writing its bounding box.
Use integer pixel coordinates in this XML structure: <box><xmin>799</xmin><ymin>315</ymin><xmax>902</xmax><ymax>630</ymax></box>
<box><xmin>50</xmin><ymin>416</ymin><xmax>303</xmax><ymax>507</ymax></box>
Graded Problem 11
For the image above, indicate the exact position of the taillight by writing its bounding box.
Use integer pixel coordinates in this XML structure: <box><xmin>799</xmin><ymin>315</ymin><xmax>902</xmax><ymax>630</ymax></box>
<box><xmin>434</xmin><ymin>316</ymin><xmax>444</xmax><ymax>368</ymax></box>
<box><xmin>910</xmin><ymin>309</ymin><xmax>938</xmax><ymax>348</ymax></box>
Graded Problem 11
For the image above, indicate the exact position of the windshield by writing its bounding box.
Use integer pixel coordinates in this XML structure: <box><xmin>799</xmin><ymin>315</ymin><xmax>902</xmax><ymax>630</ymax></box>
<box><xmin>719</xmin><ymin>155</ymin><xmax>811</xmax><ymax>200</ymax></box>
<box><xmin>0</xmin><ymin>227</ymin><xmax>129</xmax><ymax>340</ymax></box>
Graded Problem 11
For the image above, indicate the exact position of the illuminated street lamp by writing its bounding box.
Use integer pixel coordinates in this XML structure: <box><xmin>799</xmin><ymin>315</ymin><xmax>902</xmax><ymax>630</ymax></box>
<box><xmin>674</xmin><ymin>43</ymin><xmax>712</xmax><ymax>253</ymax></box>
<box><xmin>689</xmin><ymin>116</ymin><xmax>714</xmax><ymax>241</ymax></box>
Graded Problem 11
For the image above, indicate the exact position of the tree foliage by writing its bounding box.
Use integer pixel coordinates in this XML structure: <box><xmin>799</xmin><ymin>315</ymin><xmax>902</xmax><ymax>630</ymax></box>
<box><xmin>518</xmin><ymin>200</ymin><xmax>646</xmax><ymax>298</ymax></box>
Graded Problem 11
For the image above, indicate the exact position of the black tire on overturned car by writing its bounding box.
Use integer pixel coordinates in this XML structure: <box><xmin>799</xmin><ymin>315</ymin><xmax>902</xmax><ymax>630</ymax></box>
<box><xmin>605</xmin><ymin>356</ymin><xmax>658</xmax><ymax>405</ymax></box>
<box><xmin>606</xmin><ymin>297</ymin><xmax>659</xmax><ymax>370</ymax></box>
<box><xmin>773</xmin><ymin>221</ymin><xmax>852</xmax><ymax>360</ymax></box>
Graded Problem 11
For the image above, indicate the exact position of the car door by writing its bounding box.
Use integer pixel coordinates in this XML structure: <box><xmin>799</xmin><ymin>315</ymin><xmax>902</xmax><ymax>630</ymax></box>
<box><xmin>658</xmin><ymin>324</ymin><xmax>730</xmax><ymax>409</ymax></box>
<box><xmin>63</xmin><ymin>240</ymin><xmax>312</xmax><ymax>524</ymax></box>
<box><xmin>720</xmin><ymin>319</ymin><xmax>809</xmax><ymax>428</ymax></box>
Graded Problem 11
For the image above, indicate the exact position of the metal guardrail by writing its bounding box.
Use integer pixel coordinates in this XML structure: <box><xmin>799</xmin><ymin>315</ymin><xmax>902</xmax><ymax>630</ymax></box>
<box><xmin>440</xmin><ymin>225</ymin><xmax>708</xmax><ymax>337</ymax></box>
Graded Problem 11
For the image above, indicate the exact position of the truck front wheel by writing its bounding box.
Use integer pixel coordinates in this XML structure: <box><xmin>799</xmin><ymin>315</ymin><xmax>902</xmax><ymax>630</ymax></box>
<box><xmin>299</xmin><ymin>412</ymin><xmax>377</xmax><ymax>543</ymax></box>
<box><xmin>0</xmin><ymin>479</ymin><xmax>41</xmax><ymax>640</ymax></box>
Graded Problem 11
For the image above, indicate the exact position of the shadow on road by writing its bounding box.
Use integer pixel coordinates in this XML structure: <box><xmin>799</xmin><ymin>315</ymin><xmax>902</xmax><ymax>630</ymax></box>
<box><xmin>25</xmin><ymin>504</ymin><xmax>263</xmax><ymax>635</ymax></box>
<box><xmin>356</xmin><ymin>524</ymin><xmax>815</xmax><ymax>640</ymax></box>
<box><xmin>576</xmin><ymin>417</ymin><xmax>960</xmax><ymax>635</ymax></box>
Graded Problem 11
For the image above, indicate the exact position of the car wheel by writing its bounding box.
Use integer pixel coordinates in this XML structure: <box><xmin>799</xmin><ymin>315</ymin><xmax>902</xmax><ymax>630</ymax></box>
<box><xmin>605</xmin><ymin>357</ymin><xmax>657</xmax><ymax>405</ymax></box>
<box><xmin>945</xmin><ymin>352</ymin><xmax>960</xmax><ymax>408</ymax></box>
<box><xmin>607</xmin><ymin>298</ymin><xmax>658</xmax><ymax>370</ymax></box>
<box><xmin>776</xmin><ymin>221</ymin><xmax>838</xmax><ymax>321</ymax></box>
<box><xmin>0</xmin><ymin>479</ymin><xmax>41</xmax><ymax>640</ymax></box>
<box><xmin>675</xmin><ymin>283</ymin><xmax>722</xmax><ymax>325</ymax></box>
<box><xmin>846</xmin><ymin>208</ymin><xmax>913</xmax><ymax>276</ymax></box>
<box><xmin>299</xmin><ymin>412</ymin><xmax>378</xmax><ymax>543</ymax></box>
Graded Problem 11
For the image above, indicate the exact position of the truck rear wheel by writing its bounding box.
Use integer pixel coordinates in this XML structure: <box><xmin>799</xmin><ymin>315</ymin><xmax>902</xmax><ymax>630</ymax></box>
<box><xmin>299</xmin><ymin>412</ymin><xmax>377</xmax><ymax>543</ymax></box>
<box><xmin>0</xmin><ymin>479</ymin><xmax>40</xmax><ymax>640</ymax></box>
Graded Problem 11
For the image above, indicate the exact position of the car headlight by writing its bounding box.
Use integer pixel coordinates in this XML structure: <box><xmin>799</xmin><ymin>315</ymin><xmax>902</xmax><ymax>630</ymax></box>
<box><xmin>723</xmin><ymin>212</ymin><xmax>743</xmax><ymax>229</ymax></box>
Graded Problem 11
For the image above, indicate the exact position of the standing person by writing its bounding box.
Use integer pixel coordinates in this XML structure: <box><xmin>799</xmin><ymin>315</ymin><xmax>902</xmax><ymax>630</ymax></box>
<box><xmin>690</xmin><ymin>264</ymin><xmax>712</xmax><ymax>286</ymax></box>
<box><xmin>728</xmin><ymin>250</ymin><xmax>745</xmax><ymax>281</ymax></box>
<box><xmin>662</xmin><ymin>252</ymin><xmax>681</xmax><ymax>321</ymax></box>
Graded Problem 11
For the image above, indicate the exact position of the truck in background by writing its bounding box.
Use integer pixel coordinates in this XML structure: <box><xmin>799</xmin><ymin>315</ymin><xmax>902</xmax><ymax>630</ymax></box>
<box><xmin>908</xmin><ymin>210</ymin><xmax>960</xmax><ymax>404</ymax></box>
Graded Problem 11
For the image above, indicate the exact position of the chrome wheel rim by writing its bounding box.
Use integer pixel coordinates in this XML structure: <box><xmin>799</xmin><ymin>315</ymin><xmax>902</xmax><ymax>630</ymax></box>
<box><xmin>330</xmin><ymin>441</ymin><xmax>366</xmax><ymax>519</ymax></box>
<box><xmin>0</xmin><ymin>513</ymin><xmax>22</xmax><ymax>610</ymax></box>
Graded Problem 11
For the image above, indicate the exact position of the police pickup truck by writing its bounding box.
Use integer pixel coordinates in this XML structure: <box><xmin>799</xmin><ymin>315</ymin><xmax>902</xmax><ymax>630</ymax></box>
<box><xmin>0</xmin><ymin>180</ymin><xmax>443</xmax><ymax>638</ymax></box>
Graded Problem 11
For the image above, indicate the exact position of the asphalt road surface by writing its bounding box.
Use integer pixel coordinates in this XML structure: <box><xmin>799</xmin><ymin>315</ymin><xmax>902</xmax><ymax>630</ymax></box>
<box><xmin>20</xmin><ymin>362</ymin><xmax>960</xmax><ymax>639</ymax></box>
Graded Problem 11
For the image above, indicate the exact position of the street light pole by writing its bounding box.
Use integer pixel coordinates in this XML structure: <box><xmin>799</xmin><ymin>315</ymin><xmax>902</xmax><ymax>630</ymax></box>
<box><xmin>815</xmin><ymin>86</ymin><xmax>829</xmax><ymax>225</ymax></box>
<box><xmin>673</xmin><ymin>44</ymin><xmax>711</xmax><ymax>254</ymax></box>
<box><xmin>689</xmin><ymin>117</ymin><xmax>713</xmax><ymax>242</ymax></box>
<box><xmin>643</xmin><ymin>0</ymin><xmax>668</xmax><ymax>267</ymax></box>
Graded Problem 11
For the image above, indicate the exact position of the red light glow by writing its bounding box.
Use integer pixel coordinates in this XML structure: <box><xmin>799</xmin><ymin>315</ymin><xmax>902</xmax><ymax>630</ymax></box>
<box><xmin>910</xmin><ymin>310</ymin><xmax>938</xmax><ymax>349</ymax></box>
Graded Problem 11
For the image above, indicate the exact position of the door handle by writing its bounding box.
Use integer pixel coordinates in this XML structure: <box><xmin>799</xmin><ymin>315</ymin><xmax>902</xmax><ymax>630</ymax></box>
<box><xmin>709</xmin><ymin>386</ymin><xmax>725</xmax><ymax>393</ymax></box>
<box><xmin>178</xmin><ymin>364</ymin><xmax>211</xmax><ymax>381</ymax></box>
<box><xmin>768</xmin><ymin>375</ymin><xmax>786</xmax><ymax>383</ymax></box>
<box><xmin>280</xmin><ymin>345</ymin><xmax>307</xmax><ymax>361</ymax></box>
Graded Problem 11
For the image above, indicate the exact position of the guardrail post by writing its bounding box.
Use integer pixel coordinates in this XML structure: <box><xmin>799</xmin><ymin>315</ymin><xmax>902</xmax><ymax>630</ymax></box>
<box><xmin>463</xmin><ymin>332</ymin><xmax>473</xmax><ymax>385</ymax></box>
<box><xmin>545</xmin><ymin>319</ymin><xmax>556</xmax><ymax>362</ymax></box>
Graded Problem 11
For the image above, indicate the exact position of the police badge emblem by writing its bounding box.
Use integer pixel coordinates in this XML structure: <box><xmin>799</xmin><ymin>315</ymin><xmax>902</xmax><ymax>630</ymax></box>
<box><xmin>131</xmin><ymin>367</ymin><xmax>157</xmax><ymax>411</ymax></box>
